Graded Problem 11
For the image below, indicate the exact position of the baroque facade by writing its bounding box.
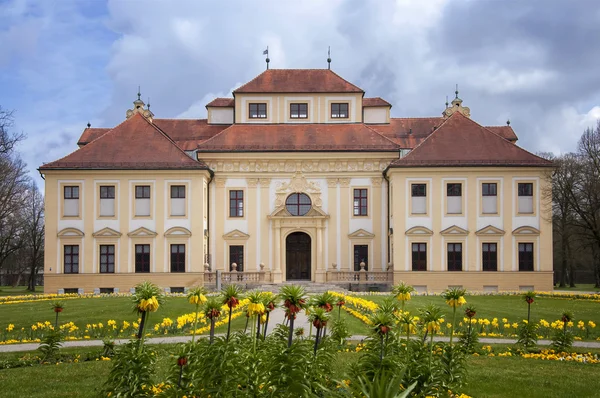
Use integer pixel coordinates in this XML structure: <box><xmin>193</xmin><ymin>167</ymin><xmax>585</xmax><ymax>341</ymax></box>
<box><xmin>40</xmin><ymin>68</ymin><xmax>553</xmax><ymax>293</ymax></box>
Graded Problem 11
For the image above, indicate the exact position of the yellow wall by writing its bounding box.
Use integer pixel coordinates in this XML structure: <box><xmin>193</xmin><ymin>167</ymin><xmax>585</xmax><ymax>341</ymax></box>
<box><xmin>234</xmin><ymin>93</ymin><xmax>363</xmax><ymax>123</ymax></box>
<box><xmin>43</xmin><ymin>170</ymin><xmax>210</xmax><ymax>293</ymax></box>
<box><xmin>388</xmin><ymin>167</ymin><xmax>553</xmax><ymax>292</ymax></box>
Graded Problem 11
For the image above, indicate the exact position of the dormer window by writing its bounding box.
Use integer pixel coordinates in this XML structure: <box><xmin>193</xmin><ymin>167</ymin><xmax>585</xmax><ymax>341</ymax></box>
<box><xmin>249</xmin><ymin>103</ymin><xmax>267</xmax><ymax>119</ymax></box>
<box><xmin>331</xmin><ymin>103</ymin><xmax>349</xmax><ymax>118</ymax></box>
<box><xmin>290</xmin><ymin>103</ymin><xmax>308</xmax><ymax>119</ymax></box>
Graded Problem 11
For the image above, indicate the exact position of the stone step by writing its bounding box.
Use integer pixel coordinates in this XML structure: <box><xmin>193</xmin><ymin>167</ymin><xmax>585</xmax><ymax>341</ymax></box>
<box><xmin>252</xmin><ymin>283</ymin><xmax>349</xmax><ymax>294</ymax></box>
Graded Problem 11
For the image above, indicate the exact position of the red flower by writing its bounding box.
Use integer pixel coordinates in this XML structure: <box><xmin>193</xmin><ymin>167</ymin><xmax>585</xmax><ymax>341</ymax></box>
<box><xmin>322</xmin><ymin>303</ymin><xmax>333</xmax><ymax>312</ymax></box>
<box><xmin>526</xmin><ymin>298</ymin><xmax>534</xmax><ymax>304</ymax></box>
<box><xmin>226</xmin><ymin>297</ymin><xmax>239</xmax><ymax>309</ymax></box>
<box><xmin>267</xmin><ymin>302</ymin><xmax>275</xmax><ymax>311</ymax></box>
<box><xmin>177</xmin><ymin>356</ymin><xmax>187</xmax><ymax>367</ymax></box>
<box><xmin>54</xmin><ymin>308</ymin><xmax>63</xmax><ymax>313</ymax></box>
<box><xmin>336</xmin><ymin>300</ymin><xmax>345</xmax><ymax>307</ymax></box>
<box><xmin>380</xmin><ymin>325</ymin><xmax>390</xmax><ymax>335</ymax></box>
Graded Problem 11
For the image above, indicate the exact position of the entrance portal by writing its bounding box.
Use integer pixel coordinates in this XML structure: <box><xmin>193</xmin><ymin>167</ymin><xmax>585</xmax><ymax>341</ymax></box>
<box><xmin>285</xmin><ymin>232</ymin><xmax>311</xmax><ymax>280</ymax></box>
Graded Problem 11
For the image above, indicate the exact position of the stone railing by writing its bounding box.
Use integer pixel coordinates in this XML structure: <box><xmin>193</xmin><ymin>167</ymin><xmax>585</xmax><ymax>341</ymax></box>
<box><xmin>203</xmin><ymin>271</ymin><xmax>270</xmax><ymax>286</ymax></box>
<box><xmin>326</xmin><ymin>270</ymin><xmax>393</xmax><ymax>284</ymax></box>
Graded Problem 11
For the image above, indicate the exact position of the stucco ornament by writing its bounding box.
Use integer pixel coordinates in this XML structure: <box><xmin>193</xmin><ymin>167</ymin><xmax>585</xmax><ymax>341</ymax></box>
<box><xmin>275</xmin><ymin>172</ymin><xmax>322</xmax><ymax>207</ymax></box>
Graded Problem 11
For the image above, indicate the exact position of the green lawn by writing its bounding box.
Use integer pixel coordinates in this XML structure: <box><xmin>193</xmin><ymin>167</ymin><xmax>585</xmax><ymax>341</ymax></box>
<box><xmin>0</xmin><ymin>345</ymin><xmax>598</xmax><ymax>398</ymax></box>
<box><xmin>0</xmin><ymin>286</ymin><xmax>41</xmax><ymax>296</ymax></box>
<box><xmin>554</xmin><ymin>284</ymin><xmax>600</xmax><ymax>292</ymax></box>
<box><xmin>363</xmin><ymin>294</ymin><xmax>600</xmax><ymax>325</ymax></box>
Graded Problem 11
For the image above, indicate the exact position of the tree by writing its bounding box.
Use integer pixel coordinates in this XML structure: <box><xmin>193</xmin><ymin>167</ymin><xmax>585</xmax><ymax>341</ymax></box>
<box><xmin>0</xmin><ymin>106</ymin><xmax>24</xmax><ymax>155</ymax></box>
<box><xmin>22</xmin><ymin>183</ymin><xmax>44</xmax><ymax>291</ymax></box>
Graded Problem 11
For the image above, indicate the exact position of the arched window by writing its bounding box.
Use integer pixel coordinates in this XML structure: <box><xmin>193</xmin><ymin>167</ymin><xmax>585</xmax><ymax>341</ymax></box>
<box><xmin>286</xmin><ymin>193</ymin><xmax>311</xmax><ymax>216</ymax></box>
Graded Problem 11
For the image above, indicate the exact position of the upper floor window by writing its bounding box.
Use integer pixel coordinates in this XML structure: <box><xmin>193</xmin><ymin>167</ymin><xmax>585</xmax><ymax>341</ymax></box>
<box><xmin>353</xmin><ymin>189</ymin><xmax>368</xmax><ymax>216</ymax></box>
<box><xmin>411</xmin><ymin>183</ymin><xmax>427</xmax><ymax>214</ymax></box>
<box><xmin>99</xmin><ymin>244</ymin><xmax>115</xmax><ymax>273</ymax></box>
<box><xmin>170</xmin><ymin>244</ymin><xmax>185</xmax><ymax>273</ymax></box>
<box><xmin>518</xmin><ymin>243</ymin><xmax>534</xmax><ymax>271</ymax></box>
<box><xmin>170</xmin><ymin>185</ymin><xmax>186</xmax><ymax>216</ymax></box>
<box><xmin>286</xmin><ymin>193</ymin><xmax>311</xmax><ymax>216</ymax></box>
<box><xmin>447</xmin><ymin>243</ymin><xmax>462</xmax><ymax>271</ymax></box>
<box><xmin>135</xmin><ymin>185</ymin><xmax>151</xmax><ymax>217</ymax></box>
<box><xmin>518</xmin><ymin>183</ymin><xmax>534</xmax><ymax>214</ymax></box>
<box><xmin>135</xmin><ymin>244</ymin><xmax>150</xmax><ymax>273</ymax></box>
<box><xmin>64</xmin><ymin>245</ymin><xmax>79</xmax><ymax>274</ymax></box>
<box><xmin>64</xmin><ymin>186</ymin><xmax>79</xmax><ymax>217</ymax></box>
<box><xmin>290</xmin><ymin>103</ymin><xmax>308</xmax><ymax>119</ymax></box>
<box><xmin>331</xmin><ymin>103</ymin><xmax>349</xmax><ymax>118</ymax></box>
<box><xmin>412</xmin><ymin>243</ymin><xmax>427</xmax><ymax>271</ymax></box>
<box><xmin>249</xmin><ymin>103</ymin><xmax>267</xmax><ymax>119</ymax></box>
<box><xmin>482</xmin><ymin>243</ymin><xmax>497</xmax><ymax>271</ymax></box>
<box><xmin>99</xmin><ymin>185</ymin><xmax>115</xmax><ymax>217</ymax></box>
<box><xmin>482</xmin><ymin>183</ymin><xmax>497</xmax><ymax>214</ymax></box>
<box><xmin>229</xmin><ymin>190</ymin><xmax>244</xmax><ymax>217</ymax></box>
<box><xmin>447</xmin><ymin>183</ymin><xmax>462</xmax><ymax>214</ymax></box>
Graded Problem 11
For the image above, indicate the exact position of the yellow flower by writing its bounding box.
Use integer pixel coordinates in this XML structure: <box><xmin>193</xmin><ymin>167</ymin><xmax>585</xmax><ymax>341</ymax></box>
<box><xmin>445</xmin><ymin>296</ymin><xmax>467</xmax><ymax>308</ymax></box>
<box><xmin>138</xmin><ymin>296</ymin><xmax>160</xmax><ymax>312</ymax></box>
<box><xmin>247</xmin><ymin>302</ymin><xmax>265</xmax><ymax>316</ymax></box>
<box><xmin>188</xmin><ymin>294</ymin><xmax>207</xmax><ymax>305</ymax></box>
<box><xmin>396</xmin><ymin>292</ymin><xmax>411</xmax><ymax>301</ymax></box>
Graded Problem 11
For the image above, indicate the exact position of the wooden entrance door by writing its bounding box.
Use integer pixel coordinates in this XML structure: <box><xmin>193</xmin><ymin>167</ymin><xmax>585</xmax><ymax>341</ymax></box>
<box><xmin>286</xmin><ymin>232</ymin><xmax>311</xmax><ymax>280</ymax></box>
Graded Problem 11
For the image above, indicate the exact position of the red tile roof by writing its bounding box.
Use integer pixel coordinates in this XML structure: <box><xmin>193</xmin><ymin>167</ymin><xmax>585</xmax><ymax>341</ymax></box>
<box><xmin>154</xmin><ymin>119</ymin><xmax>229</xmax><ymax>150</ymax></box>
<box><xmin>371</xmin><ymin>118</ymin><xmax>441</xmax><ymax>148</ymax></box>
<box><xmin>233</xmin><ymin>69</ymin><xmax>364</xmax><ymax>93</ymax></box>
<box><xmin>40</xmin><ymin>113</ymin><xmax>209</xmax><ymax>170</ymax></box>
<box><xmin>206</xmin><ymin>98</ymin><xmax>234</xmax><ymax>107</ymax></box>
<box><xmin>485</xmin><ymin>125</ymin><xmax>518</xmax><ymax>142</ymax></box>
<box><xmin>363</xmin><ymin>97</ymin><xmax>391</xmax><ymax>107</ymax></box>
<box><xmin>389</xmin><ymin>112</ymin><xmax>552</xmax><ymax>168</ymax></box>
<box><xmin>197</xmin><ymin>123</ymin><xmax>399</xmax><ymax>152</ymax></box>
<box><xmin>77</xmin><ymin>127</ymin><xmax>111</xmax><ymax>146</ymax></box>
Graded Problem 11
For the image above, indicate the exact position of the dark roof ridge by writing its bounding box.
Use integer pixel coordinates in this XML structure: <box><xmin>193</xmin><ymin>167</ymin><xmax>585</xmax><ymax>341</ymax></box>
<box><xmin>194</xmin><ymin>123</ymin><xmax>237</xmax><ymax>149</ymax></box>
<box><xmin>362</xmin><ymin>124</ymin><xmax>402</xmax><ymax>148</ymax></box>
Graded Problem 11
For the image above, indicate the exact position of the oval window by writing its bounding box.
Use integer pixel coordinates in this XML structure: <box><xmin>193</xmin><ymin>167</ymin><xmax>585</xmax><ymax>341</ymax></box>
<box><xmin>285</xmin><ymin>193</ymin><xmax>312</xmax><ymax>216</ymax></box>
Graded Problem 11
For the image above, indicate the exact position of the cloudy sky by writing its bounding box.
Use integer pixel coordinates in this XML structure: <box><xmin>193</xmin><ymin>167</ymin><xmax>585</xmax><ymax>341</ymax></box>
<box><xmin>1</xmin><ymin>0</ymin><xmax>600</xmax><ymax>188</ymax></box>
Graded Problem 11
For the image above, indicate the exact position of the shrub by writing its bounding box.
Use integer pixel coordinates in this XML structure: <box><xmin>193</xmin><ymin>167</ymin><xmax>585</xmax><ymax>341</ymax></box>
<box><xmin>102</xmin><ymin>340</ymin><xmax>156</xmax><ymax>397</ymax></box>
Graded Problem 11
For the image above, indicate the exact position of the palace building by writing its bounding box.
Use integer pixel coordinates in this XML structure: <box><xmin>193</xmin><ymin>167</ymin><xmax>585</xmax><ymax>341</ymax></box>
<box><xmin>40</xmin><ymin>68</ymin><xmax>553</xmax><ymax>294</ymax></box>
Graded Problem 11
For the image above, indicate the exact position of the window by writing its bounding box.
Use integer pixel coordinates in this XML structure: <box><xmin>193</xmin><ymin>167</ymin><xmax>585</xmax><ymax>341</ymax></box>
<box><xmin>100</xmin><ymin>186</ymin><xmax>115</xmax><ymax>199</ymax></box>
<box><xmin>64</xmin><ymin>186</ymin><xmax>80</xmax><ymax>217</ymax></box>
<box><xmin>290</xmin><ymin>103</ymin><xmax>308</xmax><ymax>119</ymax></box>
<box><xmin>64</xmin><ymin>288</ymin><xmax>79</xmax><ymax>294</ymax></box>
<box><xmin>353</xmin><ymin>189</ymin><xmax>368</xmax><ymax>216</ymax></box>
<box><xmin>412</xmin><ymin>243</ymin><xmax>427</xmax><ymax>271</ymax></box>
<box><xmin>331</xmin><ymin>103</ymin><xmax>349</xmax><ymax>118</ymax></box>
<box><xmin>135</xmin><ymin>186</ymin><xmax>151</xmax><ymax>198</ymax></box>
<box><xmin>518</xmin><ymin>243</ymin><xmax>534</xmax><ymax>271</ymax></box>
<box><xmin>170</xmin><ymin>287</ymin><xmax>185</xmax><ymax>293</ymax></box>
<box><xmin>64</xmin><ymin>245</ymin><xmax>79</xmax><ymax>274</ymax></box>
<box><xmin>229</xmin><ymin>190</ymin><xmax>244</xmax><ymax>217</ymax></box>
<box><xmin>170</xmin><ymin>185</ymin><xmax>186</xmax><ymax>216</ymax></box>
<box><xmin>99</xmin><ymin>245</ymin><xmax>115</xmax><ymax>273</ymax></box>
<box><xmin>99</xmin><ymin>185</ymin><xmax>115</xmax><ymax>217</ymax></box>
<box><xmin>249</xmin><ymin>103</ymin><xmax>267</xmax><ymax>119</ymax></box>
<box><xmin>229</xmin><ymin>245</ymin><xmax>244</xmax><ymax>271</ymax></box>
<box><xmin>170</xmin><ymin>185</ymin><xmax>185</xmax><ymax>198</ymax></box>
<box><xmin>518</xmin><ymin>183</ymin><xmax>534</xmax><ymax>214</ymax></box>
<box><xmin>447</xmin><ymin>183</ymin><xmax>462</xmax><ymax>214</ymax></box>
<box><xmin>482</xmin><ymin>243</ymin><xmax>497</xmax><ymax>271</ymax></box>
<box><xmin>135</xmin><ymin>244</ymin><xmax>150</xmax><ymax>273</ymax></box>
<box><xmin>411</xmin><ymin>184</ymin><xmax>427</xmax><ymax>214</ymax></box>
<box><xmin>285</xmin><ymin>193</ymin><xmax>311</xmax><ymax>216</ymax></box>
<box><xmin>447</xmin><ymin>243</ymin><xmax>463</xmax><ymax>271</ymax></box>
<box><xmin>135</xmin><ymin>185</ymin><xmax>151</xmax><ymax>217</ymax></box>
<box><xmin>482</xmin><ymin>183</ymin><xmax>498</xmax><ymax>214</ymax></box>
<box><xmin>170</xmin><ymin>244</ymin><xmax>185</xmax><ymax>273</ymax></box>
<box><xmin>99</xmin><ymin>288</ymin><xmax>114</xmax><ymax>294</ymax></box>
<box><xmin>64</xmin><ymin>186</ymin><xmax>79</xmax><ymax>199</ymax></box>
<box><xmin>353</xmin><ymin>245</ymin><xmax>369</xmax><ymax>271</ymax></box>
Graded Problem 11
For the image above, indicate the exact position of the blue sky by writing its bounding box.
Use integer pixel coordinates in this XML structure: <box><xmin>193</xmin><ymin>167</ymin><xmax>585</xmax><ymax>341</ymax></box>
<box><xmin>2</xmin><ymin>0</ymin><xmax>600</xmax><ymax>189</ymax></box>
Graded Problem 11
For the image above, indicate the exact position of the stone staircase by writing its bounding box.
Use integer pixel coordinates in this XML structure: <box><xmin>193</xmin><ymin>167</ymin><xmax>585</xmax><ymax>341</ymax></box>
<box><xmin>254</xmin><ymin>281</ymin><xmax>349</xmax><ymax>294</ymax></box>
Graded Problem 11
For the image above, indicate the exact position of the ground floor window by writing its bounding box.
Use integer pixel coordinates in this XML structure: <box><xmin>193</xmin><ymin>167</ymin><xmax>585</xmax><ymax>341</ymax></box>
<box><xmin>135</xmin><ymin>244</ymin><xmax>150</xmax><ymax>273</ymax></box>
<box><xmin>99</xmin><ymin>245</ymin><xmax>115</xmax><ymax>273</ymax></box>
<box><xmin>64</xmin><ymin>245</ymin><xmax>79</xmax><ymax>274</ymax></box>
<box><xmin>412</xmin><ymin>243</ymin><xmax>427</xmax><ymax>271</ymax></box>
<box><xmin>170</xmin><ymin>244</ymin><xmax>186</xmax><ymax>273</ymax></box>
<box><xmin>447</xmin><ymin>243</ymin><xmax>462</xmax><ymax>271</ymax></box>
<box><xmin>482</xmin><ymin>243</ymin><xmax>498</xmax><ymax>271</ymax></box>
<box><xmin>518</xmin><ymin>243</ymin><xmax>534</xmax><ymax>271</ymax></box>
<box><xmin>229</xmin><ymin>245</ymin><xmax>244</xmax><ymax>271</ymax></box>
<box><xmin>353</xmin><ymin>245</ymin><xmax>369</xmax><ymax>271</ymax></box>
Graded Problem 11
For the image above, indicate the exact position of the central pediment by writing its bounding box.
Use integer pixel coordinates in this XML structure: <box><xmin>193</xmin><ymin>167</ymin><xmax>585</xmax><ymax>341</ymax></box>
<box><xmin>268</xmin><ymin>205</ymin><xmax>329</xmax><ymax>219</ymax></box>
